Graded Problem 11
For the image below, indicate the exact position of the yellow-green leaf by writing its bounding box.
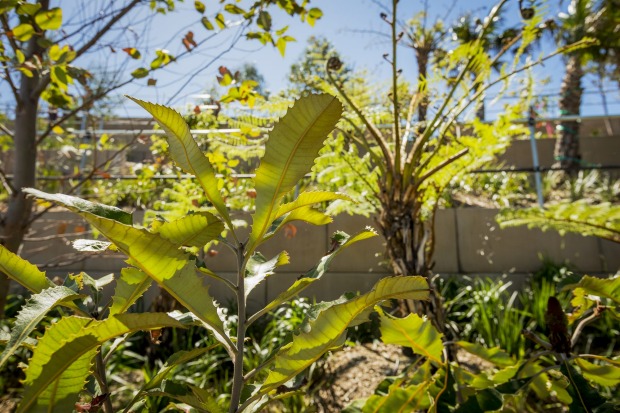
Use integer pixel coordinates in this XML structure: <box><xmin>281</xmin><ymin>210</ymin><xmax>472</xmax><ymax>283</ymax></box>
<box><xmin>156</xmin><ymin>212</ymin><xmax>224</xmax><ymax>248</ymax></box>
<box><xmin>0</xmin><ymin>244</ymin><xmax>54</xmax><ymax>293</ymax></box>
<box><xmin>249</xmin><ymin>94</ymin><xmax>342</xmax><ymax>250</ymax></box>
<box><xmin>13</xmin><ymin>23</ymin><xmax>35</xmax><ymax>41</ymax></box>
<box><xmin>260</xmin><ymin>276</ymin><xmax>429</xmax><ymax>392</ymax></box>
<box><xmin>127</xmin><ymin>98</ymin><xmax>233</xmax><ymax>230</ymax></box>
<box><xmin>575</xmin><ymin>358</ymin><xmax>620</xmax><ymax>387</ymax></box>
<box><xmin>34</xmin><ymin>7</ymin><xmax>62</xmax><ymax>30</ymax></box>
<box><xmin>18</xmin><ymin>313</ymin><xmax>183</xmax><ymax>412</ymax></box>
<box><xmin>378</xmin><ymin>308</ymin><xmax>443</xmax><ymax>364</ymax></box>
<box><xmin>109</xmin><ymin>267</ymin><xmax>152</xmax><ymax>316</ymax></box>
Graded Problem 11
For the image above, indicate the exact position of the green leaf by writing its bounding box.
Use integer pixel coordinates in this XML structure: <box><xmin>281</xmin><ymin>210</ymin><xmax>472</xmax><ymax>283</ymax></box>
<box><xmin>306</xmin><ymin>7</ymin><xmax>322</xmax><ymax>26</ymax></box>
<box><xmin>17</xmin><ymin>3</ymin><xmax>40</xmax><ymax>16</ymax></box>
<box><xmin>131</xmin><ymin>67</ymin><xmax>149</xmax><ymax>79</ymax></box>
<box><xmin>156</xmin><ymin>212</ymin><xmax>224</xmax><ymax>248</ymax></box>
<box><xmin>455</xmin><ymin>341</ymin><xmax>515</xmax><ymax>368</ymax></box>
<box><xmin>249</xmin><ymin>94</ymin><xmax>342</xmax><ymax>249</ymax></box>
<box><xmin>127</xmin><ymin>97</ymin><xmax>232</xmax><ymax>230</ymax></box>
<box><xmin>109</xmin><ymin>267</ymin><xmax>152</xmax><ymax>316</ymax></box>
<box><xmin>24</xmin><ymin>188</ymin><xmax>132</xmax><ymax>225</ymax></box>
<box><xmin>575</xmin><ymin>358</ymin><xmax>620</xmax><ymax>387</ymax></box>
<box><xmin>0</xmin><ymin>244</ymin><xmax>54</xmax><ymax>293</ymax></box>
<box><xmin>275</xmin><ymin>191</ymin><xmax>351</xmax><ymax>220</ymax></box>
<box><xmin>34</xmin><ymin>7</ymin><xmax>62</xmax><ymax>30</ymax></box>
<box><xmin>201</xmin><ymin>16</ymin><xmax>214</xmax><ymax>30</ymax></box>
<box><xmin>0</xmin><ymin>286</ymin><xmax>81</xmax><ymax>370</ymax></box>
<box><xmin>12</xmin><ymin>23</ymin><xmax>35</xmax><ymax>41</ymax></box>
<box><xmin>250</xmin><ymin>229</ymin><xmax>377</xmax><ymax>322</ymax></box>
<box><xmin>215</xmin><ymin>12</ymin><xmax>226</xmax><ymax>29</ymax></box>
<box><xmin>18</xmin><ymin>313</ymin><xmax>184</xmax><ymax>413</ymax></box>
<box><xmin>194</xmin><ymin>0</ymin><xmax>205</xmax><ymax>13</ymax></box>
<box><xmin>362</xmin><ymin>381</ymin><xmax>434</xmax><ymax>413</ymax></box>
<box><xmin>378</xmin><ymin>308</ymin><xmax>443</xmax><ymax>364</ymax></box>
<box><xmin>260</xmin><ymin>276</ymin><xmax>429</xmax><ymax>393</ymax></box>
<box><xmin>146</xmin><ymin>381</ymin><xmax>224</xmax><ymax>412</ymax></box>
<box><xmin>564</xmin><ymin>275</ymin><xmax>620</xmax><ymax>305</ymax></box>
<box><xmin>224</xmin><ymin>4</ymin><xmax>244</xmax><ymax>14</ymax></box>
<box><xmin>561</xmin><ymin>362</ymin><xmax>607</xmax><ymax>413</ymax></box>
<box><xmin>123</xmin><ymin>345</ymin><xmax>218</xmax><ymax>412</ymax></box>
<box><xmin>257</xmin><ymin>10</ymin><xmax>271</xmax><ymax>31</ymax></box>
<box><xmin>454</xmin><ymin>388</ymin><xmax>503</xmax><ymax>413</ymax></box>
<box><xmin>22</xmin><ymin>189</ymin><xmax>228</xmax><ymax>348</ymax></box>
<box><xmin>245</xmin><ymin>251</ymin><xmax>289</xmax><ymax>299</ymax></box>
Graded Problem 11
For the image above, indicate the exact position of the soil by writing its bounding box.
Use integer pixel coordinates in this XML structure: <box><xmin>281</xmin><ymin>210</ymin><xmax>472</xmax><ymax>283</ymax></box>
<box><xmin>311</xmin><ymin>342</ymin><xmax>413</xmax><ymax>412</ymax></box>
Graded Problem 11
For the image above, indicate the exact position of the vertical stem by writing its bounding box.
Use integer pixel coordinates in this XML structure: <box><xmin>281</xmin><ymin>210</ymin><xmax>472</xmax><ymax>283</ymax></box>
<box><xmin>391</xmin><ymin>0</ymin><xmax>401</xmax><ymax>176</ymax></box>
<box><xmin>229</xmin><ymin>244</ymin><xmax>246</xmax><ymax>413</ymax></box>
<box><xmin>95</xmin><ymin>350</ymin><xmax>114</xmax><ymax>413</ymax></box>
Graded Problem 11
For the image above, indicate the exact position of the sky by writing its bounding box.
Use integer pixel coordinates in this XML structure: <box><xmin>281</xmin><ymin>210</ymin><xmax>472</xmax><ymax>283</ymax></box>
<box><xmin>1</xmin><ymin>0</ymin><xmax>618</xmax><ymax>119</ymax></box>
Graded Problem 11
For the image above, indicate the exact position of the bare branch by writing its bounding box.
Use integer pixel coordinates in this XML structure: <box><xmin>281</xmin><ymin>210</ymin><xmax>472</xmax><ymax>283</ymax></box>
<box><xmin>74</xmin><ymin>0</ymin><xmax>141</xmax><ymax>59</ymax></box>
<box><xmin>0</xmin><ymin>165</ymin><xmax>15</xmax><ymax>195</ymax></box>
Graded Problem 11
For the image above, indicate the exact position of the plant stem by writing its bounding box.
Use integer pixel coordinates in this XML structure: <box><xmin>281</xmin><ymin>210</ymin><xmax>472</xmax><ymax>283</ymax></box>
<box><xmin>229</xmin><ymin>244</ymin><xmax>247</xmax><ymax>413</ymax></box>
<box><xmin>95</xmin><ymin>350</ymin><xmax>114</xmax><ymax>413</ymax></box>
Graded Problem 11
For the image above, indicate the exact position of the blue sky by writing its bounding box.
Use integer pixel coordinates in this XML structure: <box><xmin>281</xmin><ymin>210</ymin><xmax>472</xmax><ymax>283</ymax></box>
<box><xmin>1</xmin><ymin>0</ymin><xmax>618</xmax><ymax>119</ymax></box>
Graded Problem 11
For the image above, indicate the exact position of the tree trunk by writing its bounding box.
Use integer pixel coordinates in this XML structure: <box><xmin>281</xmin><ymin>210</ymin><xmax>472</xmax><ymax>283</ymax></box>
<box><xmin>416</xmin><ymin>48</ymin><xmax>430</xmax><ymax>132</ymax></box>
<box><xmin>0</xmin><ymin>37</ymin><xmax>44</xmax><ymax>318</ymax></box>
<box><xmin>554</xmin><ymin>54</ymin><xmax>583</xmax><ymax>172</ymax></box>
<box><xmin>375</xmin><ymin>195</ymin><xmax>447</xmax><ymax>335</ymax></box>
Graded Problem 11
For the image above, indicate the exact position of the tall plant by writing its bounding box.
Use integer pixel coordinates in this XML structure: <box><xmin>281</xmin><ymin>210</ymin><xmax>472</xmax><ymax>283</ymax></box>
<box><xmin>313</xmin><ymin>0</ymin><xmax>566</xmax><ymax>329</ymax></box>
<box><xmin>0</xmin><ymin>94</ymin><xmax>430</xmax><ymax>412</ymax></box>
<box><xmin>552</xmin><ymin>0</ymin><xmax>620</xmax><ymax>171</ymax></box>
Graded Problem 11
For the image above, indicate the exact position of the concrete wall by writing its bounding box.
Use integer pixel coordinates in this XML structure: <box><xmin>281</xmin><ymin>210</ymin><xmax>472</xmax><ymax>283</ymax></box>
<box><xmin>498</xmin><ymin>136</ymin><xmax>620</xmax><ymax>169</ymax></box>
<box><xmin>20</xmin><ymin>209</ymin><xmax>620</xmax><ymax>311</ymax></box>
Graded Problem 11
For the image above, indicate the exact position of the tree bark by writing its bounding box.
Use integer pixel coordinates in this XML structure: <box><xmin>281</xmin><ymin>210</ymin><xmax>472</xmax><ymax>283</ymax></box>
<box><xmin>0</xmin><ymin>31</ymin><xmax>45</xmax><ymax>317</ymax></box>
<box><xmin>554</xmin><ymin>54</ymin><xmax>583</xmax><ymax>173</ymax></box>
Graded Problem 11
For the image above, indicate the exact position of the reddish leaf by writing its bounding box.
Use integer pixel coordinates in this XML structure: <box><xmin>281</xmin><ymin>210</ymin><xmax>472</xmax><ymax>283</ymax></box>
<box><xmin>193</xmin><ymin>105</ymin><xmax>201</xmax><ymax>114</ymax></box>
<box><xmin>147</xmin><ymin>78</ymin><xmax>157</xmax><ymax>86</ymax></box>
<box><xmin>283</xmin><ymin>223</ymin><xmax>297</xmax><ymax>239</ymax></box>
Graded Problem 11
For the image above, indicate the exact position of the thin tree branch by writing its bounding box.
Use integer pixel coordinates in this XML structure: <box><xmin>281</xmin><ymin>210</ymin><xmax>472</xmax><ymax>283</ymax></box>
<box><xmin>0</xmin><ymin>165</ymin><xmax>16</xmax><ymax>195</ymax></box>
<box><xmin>74</xmin><ymin>0</ymin><xmax>141</xmax><ymax>59</ymax></box>
<box><xmin>416</xmin><ymin>148</ymin><xmax>469</xmax><ymax>188</ymax></box>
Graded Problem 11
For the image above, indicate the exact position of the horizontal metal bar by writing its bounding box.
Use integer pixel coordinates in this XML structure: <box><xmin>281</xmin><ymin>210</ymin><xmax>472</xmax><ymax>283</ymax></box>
<box><xmin>470</xmin><ymin>165</ymin><xmax>620</xmax><ymax>173</ymax></box>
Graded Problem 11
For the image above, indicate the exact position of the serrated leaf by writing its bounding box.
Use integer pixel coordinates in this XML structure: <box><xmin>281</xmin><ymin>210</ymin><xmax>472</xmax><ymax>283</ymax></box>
<box><xmin>251</xmin><ymin>229</ymin><xmax>377</xmax><ymax>321</ymax></box>
<box><xmin>0</xmin><ymin>244</ymin><xmax>54</xmax><ymax>293</ymax></box>
<box><xmin>34</xmin><ymin>7</ymin><xmax>62</xmax><ymax>30</ymax></box>
<box><xmin>24</xmin><ymin>188</ymin><xmax>132</xmax><ymax>225</ymax></box>
<box><xmin>575</xmin><ymin>358</ymin><xmax>620</xmax><ymax>387</ymax></box>
<box><xmin>127</xmin><ymin>97</ymin><xmax>232</xmax><ymax>230</ymax></box>
<box><xmin>249</xmin><ymin>94</ymin><xmax>342</xmax><ymax>249</ymax></box>
<box><xmin>156</xmin><ymin>212</ymin><xmax>224</xmax><ymax>248</ymax></box>
<box><xmin>378</xmin><ymin>308</ymin><xmax>443</xmax><ymax>364</ymax></box>
<box><xmin>22</xmin><ymin>189</ymin><xmax>228</xmax><ymax>349</ymax></box>
<box><xmin>0</xmin><ymin>286</ymin><xmax>81</xmax><ymax>370</ymax></box>
<box><xmin>18</xmin><ymin>313</ymin><xmax>184</xmax><ymax>413</ymax></box>
<box><xmin>245</xmin><ymin>251</ymin><xmax>289</xmax><ymax>298</ymax></box>
<box><xmin>260</xmin><ymin>276</ymin><xmax>429</xmax><ymax>393</ymax></box>
<box><xmin>109</xmin><ymin>267</ymin><xmax>152</xmax><ymax>316</ymax></box>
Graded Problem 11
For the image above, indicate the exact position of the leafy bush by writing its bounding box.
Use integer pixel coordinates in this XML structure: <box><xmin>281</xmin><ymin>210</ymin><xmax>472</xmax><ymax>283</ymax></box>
<box><xmin>0</xmin><ymin>94</ymin><xmax>430</xmax><ymax>413</ymax></box>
